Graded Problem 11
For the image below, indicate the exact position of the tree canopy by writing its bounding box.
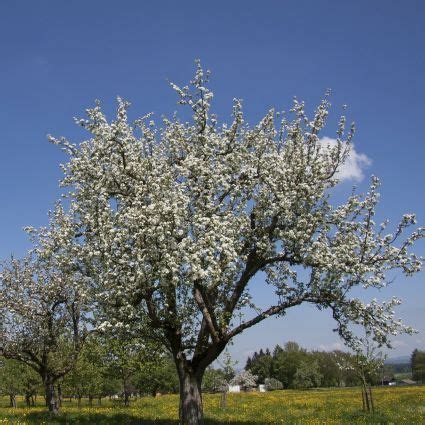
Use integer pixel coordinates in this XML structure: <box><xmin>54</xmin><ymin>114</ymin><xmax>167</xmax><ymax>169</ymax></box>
<box><xmin>1</xmin><ymin>62</ymin><xmax>423</xmax><ymax>424</ymax></box>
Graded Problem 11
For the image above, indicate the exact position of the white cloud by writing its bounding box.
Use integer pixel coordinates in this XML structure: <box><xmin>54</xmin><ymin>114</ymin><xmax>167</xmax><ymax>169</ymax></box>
<box><xmin>391</xmin><ymin>339</ymin><xmax>409</xmax><ymax>349</ymax></box>
<box><xmin>317</xmin><ymin>342</ymin><xmax>344</xmax><ymax>352</ymax></box>
<box><xmin>320</xmin><ymin>137</ymin><xmax>371</xmax><ymax>182</ymax></box>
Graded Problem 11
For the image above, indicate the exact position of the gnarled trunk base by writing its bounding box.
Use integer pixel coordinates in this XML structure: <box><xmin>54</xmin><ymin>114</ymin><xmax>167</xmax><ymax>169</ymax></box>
<box><xmin>9</xmin><ymin>394</ymin><xmax>17</xmax><ymax>408</ymax></box>
<box><xmin>179</xmin><ymin>369</ymin><xmax>204</xmax><ymax>425</ymax></box>
<box><xmin>45</xmin><ymin>381</ymin><xmax>59</xmax><ymax>414</ymax></box>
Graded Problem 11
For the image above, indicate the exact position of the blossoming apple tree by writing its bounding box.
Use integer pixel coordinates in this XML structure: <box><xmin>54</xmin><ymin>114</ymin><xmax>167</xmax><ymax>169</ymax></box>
<box><xmin>50</xmin><ymin>62</ymin><xmax>423</xmax><ymax>424</ymax></box>
<box><xmin>0</xmin><ymin>205</ymin><xmax>88</xmax><ymax>413</ymax></box>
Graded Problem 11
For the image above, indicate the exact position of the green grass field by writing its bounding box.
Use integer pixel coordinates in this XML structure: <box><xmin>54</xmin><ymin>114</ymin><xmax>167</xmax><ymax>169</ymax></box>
<box><xmin>1</xmin><ymin>386</ymin><xmax>424</xmax><ymax>424</ymax></box>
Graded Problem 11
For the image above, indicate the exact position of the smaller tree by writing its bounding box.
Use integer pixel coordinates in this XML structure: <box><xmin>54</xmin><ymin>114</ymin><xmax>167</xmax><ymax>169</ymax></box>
<box><xmin>230</xmin><ymin>370</ymin><xmax>258</xmax><ymax>391</ymax></box>
<box><xmin>202</xmin><ymin>368</ymin><xmax>227</xmax><ymax>393</ymax></box>
<box><xmin>63</xmin><ymin>336</ymin><xmax>109</xmax><ymax>406</ymax></box>
<box><xmin>20</xmin><ymin>363</ymin><xmax>41</xmax><ymax>407</ymax></box>
<box><xmin>0</xmin><ymin>206</ymin><xmax>88</xmax><ymax>414</ymax></box>
<box><xmin>0</xmin><ymin>358</ymin><xmax>23</xmax><ymax>408</ymax></box>
<box><xmin>103</xmin><ymin>333</ymin><xmax>163</xmax><ymax>406</ymax></box>
<box><xmin>264</xmin><ymin>377</ymin><xmax>283</xmax><ymax>391</ymax></box>
<box><xmin>217</xmin><ymin>349</ymin><xmax>238</xmax><ymax>408</ymax></box>
<box><xmin>340</xmin><ymin>338</ymin><xmax>384</xmax><ymax>413</ymax></box>
<box><xmin>411</xmin><ymin>349</ymin><xmax>425</xmax><ymax>383</ymax></box>
<box><xmin>135</xmin><ymin>353</ymin><xmax>179</xmax><ymax>397</ymax></box>
<box><xmin>293</xmin><ymin>360</ymin><xmax>323</xmax><ymax>389</ymax></box>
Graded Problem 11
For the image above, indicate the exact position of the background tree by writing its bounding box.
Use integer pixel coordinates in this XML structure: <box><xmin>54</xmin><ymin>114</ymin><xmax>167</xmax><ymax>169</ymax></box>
<box><xmin>230</xmin><ymin>370</ymin><xmax>258</xmax><ymax>392</ymax></box>
<box><xmin>0</xmin><ymin>357</ymin><xmax>42</xmax><ymax>408</ymax></box>
<box><xmin>246</xmin><ymin>341</ymin><xmax>363</xmax><ymax>389</ymax></box>
<box><xmin>135</xmin><ymin>353</ymin><xmax>179</xmax><ymax>397</ymax></box>
<box><xmin>0</xmin><ymin>206</ymin><xmax>88</xmax><ymax>414</ymax></box>
<box><xmin>330</xmin><ymin>350</ymin><xmax>359</xmax><ymax>387</ymax></box>
<box><xmin>271</xmin><ymin>342</ymin><xmax>307</xmax><ymax>388</ymax></box>
<box><xmin>245</xmin><ymin>349</ymin><xmax>273</xmax><ymax>384</ymax></box>
<box><xmin>20</xmin><ymin>362</ymin><xmax>41</xmax><ymax>407</ymax></box>
<box><xmin>381</xmin><ymin>364</ymin><xmax>395</xmax><ymax>384</ymax></box>
<box><xmin>311</xmin><ymin>351</ymin><xmax>342</xmax><ymax>388</ymax></box>
<box><xmin>293</xmin><ymin>359</ymin><xmax>323</xmax><ymax>389</ymax></box>
<box><xmin>50</xmin><ymin>63</ymin><xmax>423</xmax><ymax>424</ymax></box>
<box><xmin>103</xmin><ymin>334</ymin><xmax>162</xmax><ymax>406</ymax></box>
<box><xmin>264</xmin><ymin>377</ymin><xmax>283</xmax><ymax>391</ymax></box>
<box><xmin>202</xmin><ymin>368</ymin><xmax>227</xmax><ymax>393</ymax></box>
<box><xmin>0</xmin><ymin>358</ymin><xmax>24</xmax><ymax>408</ymax></box>
<box><xmin>411</xmin><ymin>349</ymin><xmax>425</xmax><ymax>383</ymax></box>
<box><xmin>63</xmin><ymin>336</ymin><xmax>110</xmax><ymax>406</ymax></box>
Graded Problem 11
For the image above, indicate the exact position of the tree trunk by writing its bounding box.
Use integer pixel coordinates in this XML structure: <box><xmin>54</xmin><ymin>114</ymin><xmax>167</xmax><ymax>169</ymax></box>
<box><xmin>57</xmin><ymin>383</ymin><xmax>63</xmax><ymax>407</ymax></box>
<box><xmin>89</xmin><ymin>395</ymin><xmax>93</xmax><ymax>407</ymax></box>
<box><xmin>123</xmin><ymin>377</ymin><xmax>130</xmax><ymax>406</ymax></box>
<box><xmin>45</xmin><ymin>380</ymin><xmax>59</xmax><ymax>414</ymax></box>
<box><xmin>368</xmin><ymin>386</ymin><xmax>374</xmax><ymax>413</ymax></box>
<box><xmin>25</xmin><ymin>394</ymin><xmax>31</xmax><ymax>408</ymax></box>
<box><xmin>98</xmin><ymin>396</ymin><xmax>102</xmax><ymax>406</ymax></box>
<box><xmin>9</xmin><ymin>394</ymin><xmax>17</xmax><ymax>408</ymax></box>
<box><xmin>220</xmin><ymin>391</ymin><xmax>227</xmax><ymax>409</ymax></box>
<box><xmin>77</xmin><ymin>395</ymin><xmax>82</xmax><ymax>408</ymax></box>
<box><xmin>178</xmin><ymin>368</ymin><xmax>204</xmax><ymax>425</ymax></box>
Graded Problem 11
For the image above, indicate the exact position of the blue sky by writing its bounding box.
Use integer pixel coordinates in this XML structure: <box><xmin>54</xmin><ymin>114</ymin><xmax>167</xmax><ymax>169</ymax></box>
<box><xmin>1</xmin><ymin>0</ymin><xmax>424</xmax><ymax>363</ymax></box>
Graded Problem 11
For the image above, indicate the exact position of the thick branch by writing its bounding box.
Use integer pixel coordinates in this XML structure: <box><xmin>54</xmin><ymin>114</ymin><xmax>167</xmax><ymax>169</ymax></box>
<box><xmin>226</xmin><ymin>295</ymin><xmax>306</xmax><ymax>340</ymax></box>
<box><xmin>193</xmin><ymin>282</ymin><xmax>220</xmax><ymax>343</ymax></box>
<box><xmin>224</xmin><ymin>251</ymin><xmax>261</xmax><ymax>319</ymax></box>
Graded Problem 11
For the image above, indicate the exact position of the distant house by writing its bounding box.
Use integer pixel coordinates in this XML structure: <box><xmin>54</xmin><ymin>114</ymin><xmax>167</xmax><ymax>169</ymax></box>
<box><xmin>399</xmin><ymin>379</ymin><xmax>417</xmax><ymax>386</ymax></box>
<box><xmin>228</xmin><ymin>385</ymin><xmax>240</xmax><ymax>393</ymax></box>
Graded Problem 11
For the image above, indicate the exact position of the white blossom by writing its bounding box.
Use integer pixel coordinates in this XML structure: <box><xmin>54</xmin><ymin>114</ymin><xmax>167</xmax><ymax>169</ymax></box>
<box><xmin>42</xmin><ymin>63</ymin><xmax>423</xmax><ymax>419</ymax></box>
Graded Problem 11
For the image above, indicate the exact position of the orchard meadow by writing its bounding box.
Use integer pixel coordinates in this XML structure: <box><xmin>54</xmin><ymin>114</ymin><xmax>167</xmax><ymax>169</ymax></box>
<box><xmin>1</xmin><ymin>386</ymin><xmax>424</xmax><ymax>424</ymax></box>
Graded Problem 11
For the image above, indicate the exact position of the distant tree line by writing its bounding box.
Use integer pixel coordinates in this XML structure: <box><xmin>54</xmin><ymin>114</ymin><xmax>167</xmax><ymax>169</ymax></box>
<box><xmin>2</xmin><ymin>340</ymin><xmax>423</xmax><ymax>409</ymax></box>
<box><xmin>245</xmin><ymin>341</ymin><xmax>392</xmax><ymax>389</ymax></box>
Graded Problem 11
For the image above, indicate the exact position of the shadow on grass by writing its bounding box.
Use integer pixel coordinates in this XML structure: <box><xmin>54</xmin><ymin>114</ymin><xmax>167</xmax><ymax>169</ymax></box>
<box><xmin>23</xmin><ymin>411</ymin><xmax>271</xmax><ymax>424</ymax></box>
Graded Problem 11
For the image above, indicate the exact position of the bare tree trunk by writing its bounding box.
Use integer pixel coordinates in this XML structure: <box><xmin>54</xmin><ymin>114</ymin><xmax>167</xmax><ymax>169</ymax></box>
<box><xmin>220</xmin><ymin>391</ymin><xmax>227</xmax><ymax>409</ymax></box>
<box><xmin>368</xmin><ymin>386</ymin><xmax>374</xmax><ymax>413</ymax></box>
<box><xmin>124</xmin><ymin>391</ymin><xmax>130</xmax><ymax>406</ymax></box>
<box><xmin>362</xmin><ymin>381</ymin><xmax>370</xmax><ymax>412</ymax></box>
<box><xmin>77</xmin><ymin>395</ymin><xmax>82</xmax><ymax>408</ymax></box>
<box><xmin>98</xmin><ymin>396</ymin><xmax>102</xmax><ymax>406</ymax></box>
<box><xmin>45</xmin><ymin>379</ymin><xmax>59</xmax><ymax>414</ymax></box>
<box><xmin>25</xmin><ymin>394</ymin><xmax>31</xmax><ymax>408</ymax></box>
<box><xmin>89</xmin><ymin>395</ymin><xmax>93</xmax><ymax>407</ymax></box>
<box><xmin>57</xmin><ymin>383</ymin><xmax>63</xmax><ymax>407</ymax></box>
<box><xmin>123</xmin><ymin>378</ymin><xmax>130</xmax><ymax>406</ymax></box>
<box><xmin>178</xmin><ymin>367</ymin><xmax>204</xmax><ymax>425</ymax></box>
<box><xmin>9</xmin><ymin>394</ymin><xmax>17</xmax><ymax>408</ymax></box>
